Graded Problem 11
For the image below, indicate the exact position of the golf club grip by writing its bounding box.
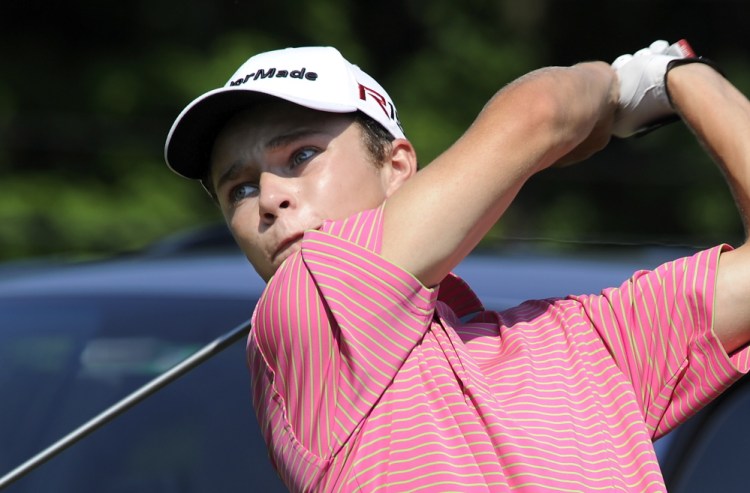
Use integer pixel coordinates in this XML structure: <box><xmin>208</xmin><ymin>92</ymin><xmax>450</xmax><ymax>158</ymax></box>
<box><xmin>673</xmin><ymin>39</ymin><xmax>695</xmax><ymax>58</ymax></box>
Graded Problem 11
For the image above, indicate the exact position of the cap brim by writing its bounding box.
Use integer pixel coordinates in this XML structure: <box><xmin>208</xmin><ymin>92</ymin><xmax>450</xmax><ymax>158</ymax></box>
<box><xmin>165</xmin><ymin>89</ymin><xmax>275</xmax><ymax>180</ymax></box>
<box><xmin>165</xmin><ymin>87</ymin><xmax>359</xmax><ymax>180</ymax></box>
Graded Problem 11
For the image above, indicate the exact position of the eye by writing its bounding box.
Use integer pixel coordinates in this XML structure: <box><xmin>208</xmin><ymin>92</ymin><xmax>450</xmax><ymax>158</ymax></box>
<box><xmin>291</xmin><ymin>147</ymin><xmax>317</xmax><ymax>168</ymax></box>
<box><xmin>229</xmin><ymin>183</ymin><xmax>258</xmax><ymax>204</ymax></box>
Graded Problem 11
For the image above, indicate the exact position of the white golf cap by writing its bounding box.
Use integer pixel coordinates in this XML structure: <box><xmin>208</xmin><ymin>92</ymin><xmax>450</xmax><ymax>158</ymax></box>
<box><xmin>164</xmin><ymin>46</ymin><xmax>405</xmax><ymax>180</ymax></box>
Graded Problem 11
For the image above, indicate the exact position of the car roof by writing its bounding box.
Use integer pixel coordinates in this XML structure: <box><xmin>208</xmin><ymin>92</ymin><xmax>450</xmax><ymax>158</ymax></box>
<box><xmin>0</xmin><ymin>223</ymin><xmax>699</xmax><ymax>310</ymax></box>
<box><xmin>455</xmin><ymin>245</ymin><xmax>695</xmax><ymax>310</ymax></box>
<box><xmin>0</xmin><ymin>224</ymin><xmax>260</xmax><ymax>299</ymax></box>
<box><xmin>0</xmin><ymin>252</ymin><xmax>261</xmax><ymax>299</ymax></box>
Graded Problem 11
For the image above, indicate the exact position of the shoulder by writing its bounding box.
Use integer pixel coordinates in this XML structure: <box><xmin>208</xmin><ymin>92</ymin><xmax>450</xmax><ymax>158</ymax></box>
<box><xmin>317</xmin><ymin>204</ymin><xmax>385</xmax><ymax>254</ymax></box>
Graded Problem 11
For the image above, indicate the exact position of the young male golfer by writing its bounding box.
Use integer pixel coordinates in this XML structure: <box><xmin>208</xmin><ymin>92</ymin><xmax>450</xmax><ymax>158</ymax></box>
<box><xmin>165</xmin><ymin>40</ymin><xmax>750</xmax><ymax>491</ymax></box>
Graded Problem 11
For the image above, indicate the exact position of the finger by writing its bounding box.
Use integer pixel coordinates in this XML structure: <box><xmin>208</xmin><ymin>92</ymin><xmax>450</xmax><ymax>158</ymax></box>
<box><xmin>612</xmin><ymin>54</ymin><xmax>633</xmax><ymax>70</ymax></box>
<box><xmin>634</xmin><ymin>47</ymin><xmax>653</xmax><ymax>58</ymax></box>
<box><xmin>649</xmin><ymin>40</ymin><xmax>670</xmax><ymax>54</ymax></box>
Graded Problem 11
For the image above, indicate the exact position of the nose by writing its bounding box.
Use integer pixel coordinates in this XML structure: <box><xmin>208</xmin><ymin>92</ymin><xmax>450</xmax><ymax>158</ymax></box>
<box><xmin>257</xmin><ymin>172</ymin><xmax>294</xmax><ymax>223</ymax></box>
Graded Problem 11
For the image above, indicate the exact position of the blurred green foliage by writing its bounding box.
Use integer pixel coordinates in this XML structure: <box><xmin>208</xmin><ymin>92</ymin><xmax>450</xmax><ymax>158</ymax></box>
<box><xmin>1</xmin><ymin>0</ymin><xmax>748</xmax><ymax>260</ymax></box>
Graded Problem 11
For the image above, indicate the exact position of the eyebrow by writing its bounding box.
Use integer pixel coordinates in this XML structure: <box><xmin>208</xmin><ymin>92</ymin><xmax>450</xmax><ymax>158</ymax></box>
<box><xmin>214</xmin><ymin>128</ymin><xmax>325</xmax><ymax>193</ymax></box>
<box><xmin>265</xmin><ymin>128</ymin><xmax>321</xmax><ymax>151</ymax></box>
<box><xmin>215</xmin><ymin>160</ymin><xmax>246</xmax><ymax>194</ymax></box>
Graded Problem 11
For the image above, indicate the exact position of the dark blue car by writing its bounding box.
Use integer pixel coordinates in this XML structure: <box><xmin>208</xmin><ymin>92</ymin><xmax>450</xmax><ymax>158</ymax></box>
<box><xmin>0</xmin><ymin>225</ymin><xmax>746</xmax><ymax>492</ymax></box>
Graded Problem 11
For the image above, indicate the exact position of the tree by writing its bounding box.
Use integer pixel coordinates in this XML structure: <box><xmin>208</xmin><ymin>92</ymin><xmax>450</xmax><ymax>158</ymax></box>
<box><xmin>1</xmin><ymin>0</ymin><xmax>748</xmax><ymax>260</ymax></box>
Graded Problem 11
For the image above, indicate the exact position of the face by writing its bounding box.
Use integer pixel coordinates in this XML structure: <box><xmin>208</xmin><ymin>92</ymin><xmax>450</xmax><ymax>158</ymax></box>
<box><xmin>210</xmin><ymin>100</ymin><xmax>409</xmax><ymax>281</ymax></box>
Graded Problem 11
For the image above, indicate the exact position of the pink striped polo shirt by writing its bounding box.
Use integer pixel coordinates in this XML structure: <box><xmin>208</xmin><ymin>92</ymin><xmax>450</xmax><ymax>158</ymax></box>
<box><xmin>247</xmin><ymin>205</ymin><xmax>750</xmax><ymax>492</ymax></box>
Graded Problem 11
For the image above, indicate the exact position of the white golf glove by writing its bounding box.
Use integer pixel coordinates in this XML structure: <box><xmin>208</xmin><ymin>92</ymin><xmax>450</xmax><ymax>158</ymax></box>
<box><xmin>611</xmin><ymin>40</ymin><xmax>693</xmax><ymax>138</ymax></box>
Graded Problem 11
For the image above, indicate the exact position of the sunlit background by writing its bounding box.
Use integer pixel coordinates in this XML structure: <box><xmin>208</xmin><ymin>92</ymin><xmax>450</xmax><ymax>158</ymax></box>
<box><xmin>2</xmin><ymin>0</ymin><xmax>749</xmax><ymax>262</ymax></box>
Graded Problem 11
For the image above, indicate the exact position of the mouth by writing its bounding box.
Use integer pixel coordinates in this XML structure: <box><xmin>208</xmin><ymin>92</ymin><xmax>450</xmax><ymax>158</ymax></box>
<box><xmin>272</xmin><ymin>233</ymin><xmax>304</xmax><ymax>262</ymax></box>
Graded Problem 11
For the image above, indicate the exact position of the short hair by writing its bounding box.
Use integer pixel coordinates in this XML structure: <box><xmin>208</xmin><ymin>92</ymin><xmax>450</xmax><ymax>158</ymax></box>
<box><xmin>201</xmin><ymin>111</ymin><xmax>397</xmax><ymax>201</ymax></box>
<box><xmin>354</xmin><ymin>111</ymin><xmax>396</xmax><ymax>168</ymax></box>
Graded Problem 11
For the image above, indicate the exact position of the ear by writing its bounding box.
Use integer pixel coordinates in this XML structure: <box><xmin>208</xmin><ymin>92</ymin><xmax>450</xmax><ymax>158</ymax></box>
<box><xmin>382</xmin><ymin>138</ymin><xmax>418</xmax><ymax>197</ymax></box>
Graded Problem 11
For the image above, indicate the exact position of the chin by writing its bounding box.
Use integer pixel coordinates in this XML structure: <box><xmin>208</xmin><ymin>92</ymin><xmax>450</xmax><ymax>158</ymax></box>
<box><xmin>257</xmin><ymin>267</ymin><xmax>275</xmax><ymax>283</ymax></box>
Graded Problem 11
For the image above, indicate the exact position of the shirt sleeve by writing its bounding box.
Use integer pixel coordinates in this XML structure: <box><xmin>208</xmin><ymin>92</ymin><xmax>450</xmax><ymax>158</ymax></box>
<box><xmin>574</xmin><ymin>245</ymin><xmax>750</xmax><ymax>438</ymax></box>
<box><xmin>248</xmin><ymin>205</ymin><xmax>437</xmax><ymax>465</ymax></box>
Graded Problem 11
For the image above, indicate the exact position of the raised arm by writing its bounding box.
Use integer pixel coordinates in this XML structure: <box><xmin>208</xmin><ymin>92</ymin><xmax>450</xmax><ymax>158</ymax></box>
<box><xmin>381</xmin><ymin>62</ymin><xmax>618</xmax><ymax>287</ymax></box>
<box><xmin>667</xmin><ymin>63</ymin><xmax>750</xmax><ymax>354</ymax></box>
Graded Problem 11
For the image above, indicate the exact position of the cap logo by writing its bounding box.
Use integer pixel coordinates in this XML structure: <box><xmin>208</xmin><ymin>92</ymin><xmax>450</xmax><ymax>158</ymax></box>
<box><xmin>358</xmin><ymin>83</ymin><xmax>401</xmax><ymax>127</ymax></box>
<box><xmin>229</xmin><ymin>67</ymin><xmax>318</xmax><ymax>86</ymax></box>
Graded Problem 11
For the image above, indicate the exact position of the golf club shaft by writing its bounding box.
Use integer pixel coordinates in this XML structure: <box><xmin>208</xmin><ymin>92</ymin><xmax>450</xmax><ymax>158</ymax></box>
<box><xmin>0</xmin><ymin>319</ymin><xmax>252</xmax><ymax>490</ymax></box>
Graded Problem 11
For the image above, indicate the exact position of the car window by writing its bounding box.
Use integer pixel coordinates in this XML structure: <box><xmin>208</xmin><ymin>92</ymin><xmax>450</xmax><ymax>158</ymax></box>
<box><xmin>0</xmin><ymin>296</ymin><xmax>287</xmax><ymax>492</ymax></box>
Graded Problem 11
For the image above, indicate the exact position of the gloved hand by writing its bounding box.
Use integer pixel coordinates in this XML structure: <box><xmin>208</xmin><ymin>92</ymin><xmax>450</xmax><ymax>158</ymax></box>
<box><xmin>611</xmin><ymin>39</ymin><xmax>694</xmax><ymax>138</ymax></box>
